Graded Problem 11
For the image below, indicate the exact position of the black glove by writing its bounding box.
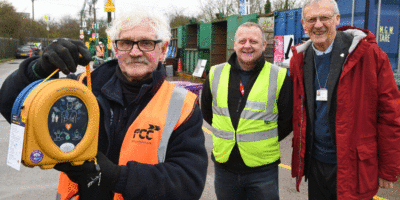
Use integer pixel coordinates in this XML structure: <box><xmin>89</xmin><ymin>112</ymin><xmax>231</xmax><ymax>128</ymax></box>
<box><xmin>54</xmin><ymin>152</ymin><xmax>120</xmax><ymax>199</ymax></box>
<box><xmin>36</xmin><ymin>38</ymin><xmax>92</xmax><ymax>75</ymax></box>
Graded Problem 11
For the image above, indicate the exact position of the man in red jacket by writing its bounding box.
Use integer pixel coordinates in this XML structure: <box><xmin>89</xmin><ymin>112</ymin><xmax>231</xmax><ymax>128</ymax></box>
<box><xmin>290</xmin><ymin>0</ymin><xmax>400</xmax><ymax>199</ymax></box>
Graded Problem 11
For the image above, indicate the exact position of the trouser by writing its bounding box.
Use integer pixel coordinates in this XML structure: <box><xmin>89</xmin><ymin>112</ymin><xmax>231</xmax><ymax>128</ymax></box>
<box><xmin>308</xmin><ymin>157</ymin><xmax>337</xmax><ymax>200</ymax></box>
<box><xmin>214</xmin><ymin>164</ymin><xmax>279</xmax><ymax>200</ymax></box>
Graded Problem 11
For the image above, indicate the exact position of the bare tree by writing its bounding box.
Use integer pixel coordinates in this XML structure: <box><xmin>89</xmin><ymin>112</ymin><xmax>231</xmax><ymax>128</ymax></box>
<box><xmin>273</xmin><ymin>0</ymin><xmax>302</xmax><ymax>11</ymax></box>
<box><xmin>197</xmin><ymin>0</ymin><xmax>239</xmax><ymax>22</ymax></box>
<box><xmin>166</xmin><ymin>6</ymin><xmax>192</xmax><ymax>28</ymax></box>
<box><xmin>250</xmin><ymin>0</ymin><xmax>266</xmax><ymax>14</ymax></box>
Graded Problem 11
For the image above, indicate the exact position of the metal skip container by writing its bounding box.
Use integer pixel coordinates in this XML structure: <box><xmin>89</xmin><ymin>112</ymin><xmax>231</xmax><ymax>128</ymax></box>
<box><xmin>182</xmin><ymin>22</ymin><xmax>211</xmax><ymax>76</ymax></box>
<box><xmin>337</xmin><ymin>0</ymin><xmax>400</xmax><ymax>73</ymax></box>
<box><xmin>273</xmin><ymin>8</ymin><xmax>305</xmax><ymax>68</ymax></box>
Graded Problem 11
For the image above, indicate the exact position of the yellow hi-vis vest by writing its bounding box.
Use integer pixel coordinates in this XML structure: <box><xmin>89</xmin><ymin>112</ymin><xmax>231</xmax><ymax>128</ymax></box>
<box><xmin>208</xmin><ymin>62</ymin><xmax>286</xmax><ymax>167</ymax></box>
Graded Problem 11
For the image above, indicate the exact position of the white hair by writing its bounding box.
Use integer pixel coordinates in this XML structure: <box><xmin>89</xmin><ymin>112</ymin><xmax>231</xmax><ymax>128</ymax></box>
<box><xmin>106</xmin><ymin>8</ymin><xmax>171</xmax><ymax>55</ymax></box>
<box><xmin>302</xmin><ymin>0</ymin><xmax>340</xmax><ymax>19</ymax></box>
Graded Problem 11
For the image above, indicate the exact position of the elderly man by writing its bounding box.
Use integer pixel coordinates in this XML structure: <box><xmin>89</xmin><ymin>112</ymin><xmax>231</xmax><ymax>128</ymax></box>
<box><xmin>0</xmin><ymin>8</ymin><xmax>208</xmax><ymax>200</ymax></box>
<box><xmin>201</xmin><ymin>22</ymin><xmax>293</xmax><ymax>200</ymax></box>
<box><xmin>290</xmin><ymin>0</ymin><xmax>400</xmax><ymax>199</ymax></box>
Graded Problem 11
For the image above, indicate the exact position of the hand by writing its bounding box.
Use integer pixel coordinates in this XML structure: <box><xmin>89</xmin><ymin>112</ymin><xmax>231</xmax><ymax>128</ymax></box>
<box><xmin>36</xmin><ymin>39</ymin><xmax>92</xmax><ymax>75</ymax></box>
<box><xmin>379</xmin><ymin>178</ymin><xmax>394</xmax><ymax>189</ymax></box>
<box><xmin>54</xmin><ymin>152</ymin><xmax>120</xmax><ymax>190</ymax></box>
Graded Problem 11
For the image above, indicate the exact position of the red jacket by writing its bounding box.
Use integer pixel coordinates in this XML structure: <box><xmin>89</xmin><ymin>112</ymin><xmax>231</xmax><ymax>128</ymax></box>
<box><xmin>290</xmin><ymin>26</ymin><xmax>400</xmax><ymax>199</ymax></box>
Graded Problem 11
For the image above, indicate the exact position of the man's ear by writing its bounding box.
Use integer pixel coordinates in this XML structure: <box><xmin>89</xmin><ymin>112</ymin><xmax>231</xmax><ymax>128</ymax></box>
<box><xmin>159</xmin><ymin>41</ymin><xmax>169</xmax><ymax>61</ymax></box>
<box><xmin>301</xmin><ymin>19</ymin><xmax>308</xmax><ymax>34</ymax></box>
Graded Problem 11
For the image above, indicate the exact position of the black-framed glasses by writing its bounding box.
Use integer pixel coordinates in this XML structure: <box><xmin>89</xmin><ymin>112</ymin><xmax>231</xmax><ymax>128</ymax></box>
<box><xmin>305</xmin><ymin>14</ymin><xmax>336</xmax><ymax>24</ymax></box>
<box><xmin>115</xmin><ymin>40</ymin><xmax>162</xmax><ymax>52</ymax></box>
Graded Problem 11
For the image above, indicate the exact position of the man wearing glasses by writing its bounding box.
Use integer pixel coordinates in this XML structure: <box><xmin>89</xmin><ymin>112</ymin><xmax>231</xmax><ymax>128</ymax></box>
<box><xmin>0</xmin><ymin>8</ymin><xmax>208</xmax><ymax>200</ymax></box>
<box><xmin>290</xmin><ymin>0</ymin><xmax>400</xmax><ymax>199</ymax></box>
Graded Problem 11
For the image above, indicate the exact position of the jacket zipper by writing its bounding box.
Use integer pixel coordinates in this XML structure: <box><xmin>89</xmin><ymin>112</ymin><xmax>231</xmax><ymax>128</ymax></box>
<box><xmin>298</xmin><ymin>95</ymin><xmax>304</xmax><ymax>183</ymax></box>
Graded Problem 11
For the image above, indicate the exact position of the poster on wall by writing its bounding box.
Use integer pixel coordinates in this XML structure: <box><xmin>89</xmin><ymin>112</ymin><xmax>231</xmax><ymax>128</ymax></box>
<box><xmin>274</xmin><ymin>35</ymin><xmax>294</xmax><ymax>68</ymax></box>
<box><xmin>273</xmin><ymin>36</ymin><xmax>284</xmax><ymax>65</ymax></box>
<box><xmin>192</xmin><ymin>59</ymin><xmax>207</xmax><ymax>77</ymax></box>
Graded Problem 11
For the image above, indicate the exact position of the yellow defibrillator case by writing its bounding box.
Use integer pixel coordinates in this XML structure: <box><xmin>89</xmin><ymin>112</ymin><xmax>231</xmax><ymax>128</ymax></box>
<box><xmin>16</xmin><ymin>78</ymin><xmax>99</xmax><ymax>169</ymax></box>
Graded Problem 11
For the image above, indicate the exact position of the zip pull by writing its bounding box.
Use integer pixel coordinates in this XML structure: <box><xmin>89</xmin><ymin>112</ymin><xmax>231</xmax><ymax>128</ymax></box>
<box><xmin>87</xmin><ymin>158</ymin><xmax>101</xmax><ymax>188</ymax></box>
<box><xmin>236</xmin><ymin>98</ymin><xmax>242</xmax><ymax>113</ymax></box>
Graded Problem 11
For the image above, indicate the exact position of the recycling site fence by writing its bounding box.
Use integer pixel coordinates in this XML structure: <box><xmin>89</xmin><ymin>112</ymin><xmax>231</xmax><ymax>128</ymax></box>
<box><xmin>0</xmin><ymin>37</ymin><xmax>83</xmax><ymax>60</ymax></box>
<box><xmin>0</xmin><ymin>37</ymin><xmax>19</xmax><ymax>59</ymax></box>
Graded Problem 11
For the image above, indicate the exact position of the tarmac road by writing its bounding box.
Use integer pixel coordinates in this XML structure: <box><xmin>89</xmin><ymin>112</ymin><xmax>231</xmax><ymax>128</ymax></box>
<box><xmin>0</xmin><ymin>59</ymin><xmax>398</xmax><ymax>200</ymax></box>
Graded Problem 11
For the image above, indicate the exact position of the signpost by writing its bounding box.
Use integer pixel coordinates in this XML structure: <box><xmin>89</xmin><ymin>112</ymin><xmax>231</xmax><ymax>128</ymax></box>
<box><xmin>104</xmin><ymin>0</ymin><xmax>115</xmax><ymax>12</ymax></box>
<box><xmin>44</xmin><ymin>16</ymin><xmax>50</xmax><ymax>45</ymax></box>
<box><xmin>104</xmin><ymin>0</ymin><xmax>115</xmax><ymax>24</ymax></box>
<box><xmin>104</xmin><ymin>0</ymin><xmax>115</xmax><ymax>58</ymax></box>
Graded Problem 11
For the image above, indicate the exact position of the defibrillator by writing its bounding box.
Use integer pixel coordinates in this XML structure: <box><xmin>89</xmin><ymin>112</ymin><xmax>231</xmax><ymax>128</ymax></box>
<box><xmin>10</xmin><ymin>66</ymin><xmax>99</xmax><ymax>169</ymax></box>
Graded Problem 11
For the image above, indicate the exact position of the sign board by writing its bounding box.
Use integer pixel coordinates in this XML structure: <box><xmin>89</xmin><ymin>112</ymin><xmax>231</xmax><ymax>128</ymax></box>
<box><xmin>273</xmin><ymin>35</ymin><xmax>294</xmax><ymax>67</ymax></box>
<box><xmin>239</xmin><ymin>0</ymin><xmax>250</xmax><ymax>15</ymax></box>
<box><xmin>92</xmin><ymin>23</ymin><xmax>98</xmax><ymax>29</ymax></box>
<box><xmin>274</xmin><ymin>36</ymin><xmax>284</xmax><ymax>65</ymax></box>
<box><xmin>192</xmin><ymin>59</ymin><xmax>207</xmax><ymax>77</ymax></box>
<box><xmin>44</xmin><ymin>15</ymin><xmax>49</xmax><ymax>22</ymax></box>
<box><xmin>92</xmin><ymin>33</ymin><xmax>96</xmax><ymax>39</ymax></box>
<box><xmin>104</xmin><ymin>0</ymin><xmax>115</xmax><ymax>12</ymax></box>
<box><xmin>80</xmin><ymin>34</ymin><xmax>84</xmax><ymax>40</ymax></box>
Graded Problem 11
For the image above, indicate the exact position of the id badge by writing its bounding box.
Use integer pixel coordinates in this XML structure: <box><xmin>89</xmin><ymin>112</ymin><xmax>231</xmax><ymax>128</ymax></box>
<box><xmin>316</xmin><ymin>88</ymin><xmax>328</xmax><ymax>101</ymax></box>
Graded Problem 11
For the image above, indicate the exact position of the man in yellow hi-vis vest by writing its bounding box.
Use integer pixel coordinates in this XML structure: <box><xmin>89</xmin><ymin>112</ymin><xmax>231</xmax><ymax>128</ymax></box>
<box><xmin>201</xmin><ymin>22</ymin><xmax>293</xmax><ymax>200</ymax></box>
<box><xmin>0</xmin><ymin>7</ymin><xmax>208</xmax><ymax>200</ymax></box>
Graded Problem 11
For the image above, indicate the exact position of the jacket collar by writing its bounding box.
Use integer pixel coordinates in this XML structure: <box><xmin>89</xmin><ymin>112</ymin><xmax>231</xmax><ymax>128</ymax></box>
<box><xmin>303</xmin><ymin>44</ymin><xmax>315</xmax><ymax>123</ymax></box>
<box><xmin>326</xmin><ymin>31</ymin><xmax>353</xmax><ymax>114</ymax></box>
<box><xmin>301</xmin><ymin>30</ymin><xmax>354</xmax><ymax>123</ymax></box>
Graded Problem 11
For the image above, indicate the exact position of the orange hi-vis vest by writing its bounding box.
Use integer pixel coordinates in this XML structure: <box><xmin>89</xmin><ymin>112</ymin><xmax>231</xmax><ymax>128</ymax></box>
<box><xmin>56</xmin><ymin>80</ymin><xmax>198</xmax><ymax>200</ymax></box>
<box><xmin>96</xmin><ymin>46</ymin><xmax>104</xmax><ymax>57</ymax></box>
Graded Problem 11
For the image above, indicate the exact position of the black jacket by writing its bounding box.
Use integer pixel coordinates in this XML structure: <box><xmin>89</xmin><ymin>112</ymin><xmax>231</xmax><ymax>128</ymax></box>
<box><xmin>0</xmin><ymin>58</ymin><xmax>208</xmax><ymax>200</ymax></box>
<box><xmin>201</xmin><ymin>52</ymin><xmax>293</xmax><ymax>173</ymax></box>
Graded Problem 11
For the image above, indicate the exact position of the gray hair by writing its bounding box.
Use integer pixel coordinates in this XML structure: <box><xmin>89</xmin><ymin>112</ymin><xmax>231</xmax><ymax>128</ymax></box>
<box><xmin>234</xmin><ymin>22</ymin><xmax>265</xmax><ymax>42</ymax></box>
<box><xmin>106</xmin><ymin>8</ymin><xmax>171</xmax><ymax>54</ymax></box>
<box><xmin>301</xmin><ymin>0</ymin><xmax>340</xmax><ymax>19</ymax></box>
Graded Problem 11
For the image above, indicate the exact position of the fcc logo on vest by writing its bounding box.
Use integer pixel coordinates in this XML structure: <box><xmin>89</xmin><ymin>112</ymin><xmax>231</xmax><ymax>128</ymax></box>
<box><xmin>133</xmin><ymin>124</ymin><xmax>160</xmax><ymax>142</ymax></box>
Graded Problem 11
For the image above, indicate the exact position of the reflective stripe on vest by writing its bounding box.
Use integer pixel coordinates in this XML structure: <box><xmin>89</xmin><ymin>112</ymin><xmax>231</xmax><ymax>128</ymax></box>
<box><xmin>209</xmin><ymin>62</ymin><xmax>286</xmax><ymax>167</ymax></box>
<box><xmin>57</xmin><ymin>80</ymin><xmax>197</xmax><ymax>200</ymax></box>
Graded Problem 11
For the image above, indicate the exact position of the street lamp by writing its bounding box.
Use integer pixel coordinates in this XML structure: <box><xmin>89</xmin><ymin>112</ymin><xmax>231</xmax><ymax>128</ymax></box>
<box><xmin>32</xmin><ymin>0</ymin><xmax>34</xmax><ymax>21</ymax></box>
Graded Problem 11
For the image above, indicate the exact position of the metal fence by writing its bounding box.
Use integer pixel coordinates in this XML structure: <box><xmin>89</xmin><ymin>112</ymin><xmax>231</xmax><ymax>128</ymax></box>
<box><xmin>25</xmin><ymin>37</ymin><xmax>82</xmax><ymax>50</ymax></box>
<box><xmin>24</xmin><ymin>37</ymin><xmax>61</xmax><ymax>49</ymax></box>
<box><xmin>0</xmin><ymin>37</ymin><xmax>83</xmax><ymax>60</ymax></box>
<box><xmin>0</xmin><ymin>37</ymin><xmax>19</xmax><ymax>59</ymax></box>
